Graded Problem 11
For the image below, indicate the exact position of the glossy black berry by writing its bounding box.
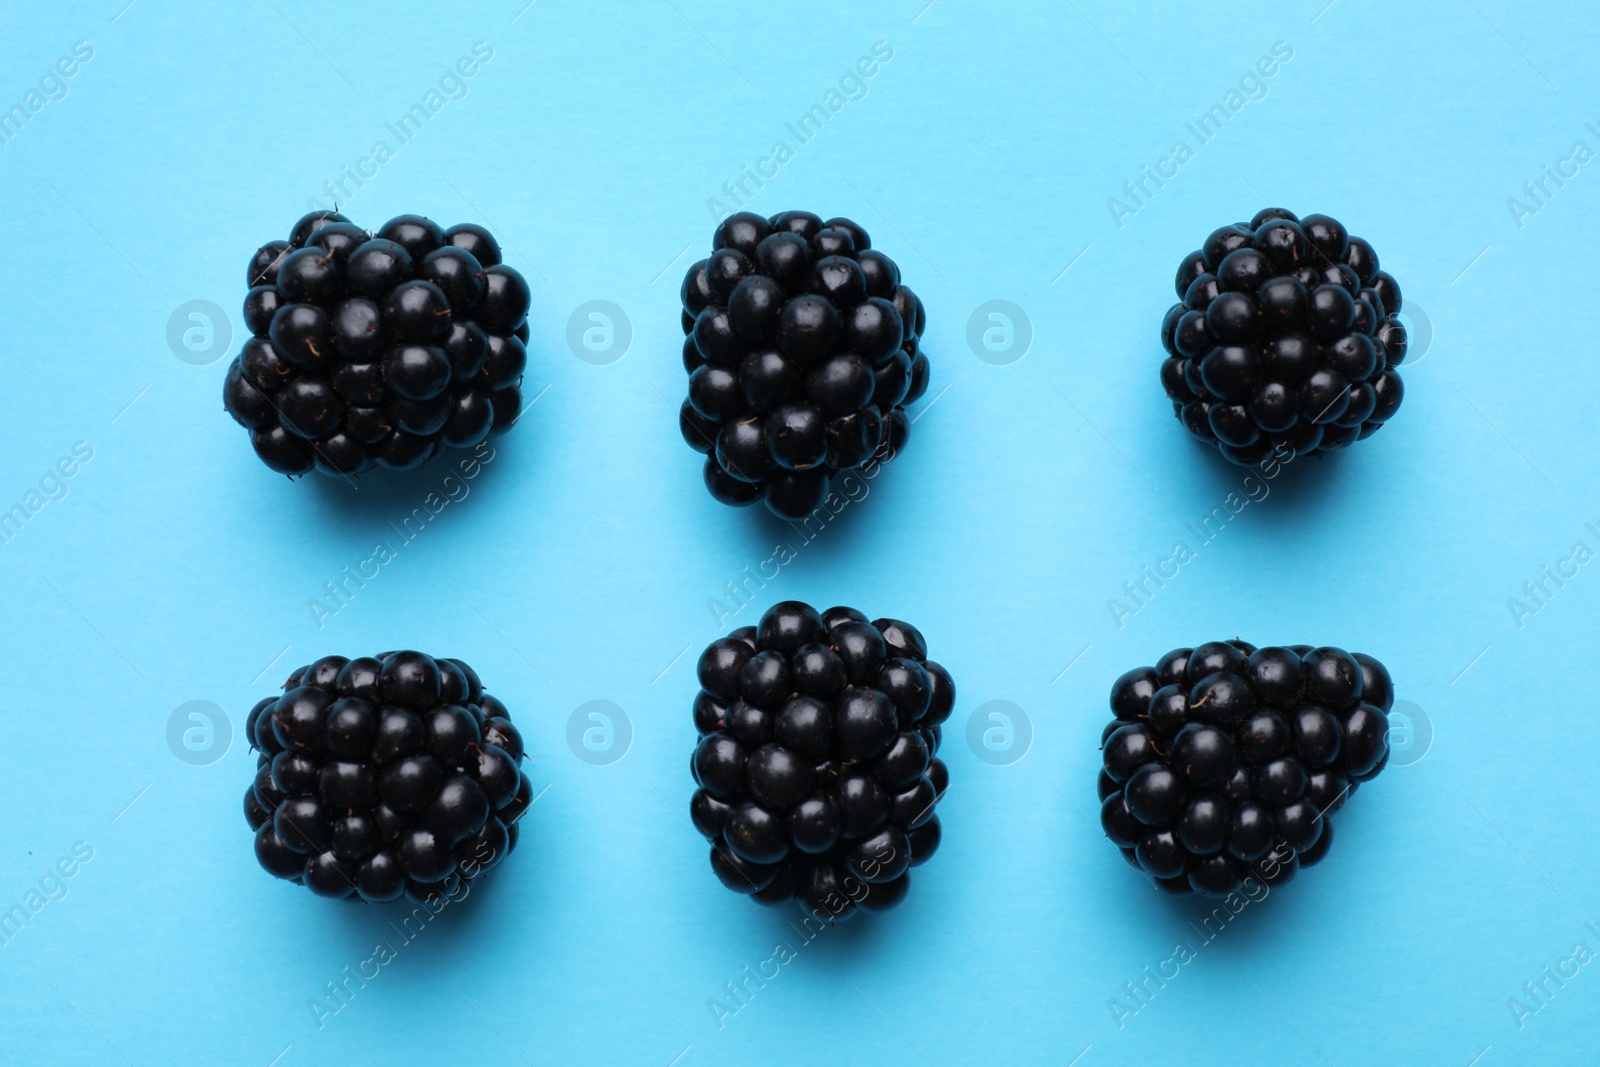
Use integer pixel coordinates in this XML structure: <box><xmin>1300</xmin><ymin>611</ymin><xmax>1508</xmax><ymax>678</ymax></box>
<box><xmin>740</xmin><ymin>650</ymin><xmax>791</xmax><ymax>709</ymax></box>
<box><xmin>289</xmin><ymin>210</ymin><xmax>350</xmax><ymax>248</ymax></box>
<box><xmin>807</xmin><ymin>353</ymin><xmax>875</xmax><ymax>416</ymax></box>
<box><xmin>478</xmin><ymin>265</ymin><xmax>530</xmax><ymax>333</ymax></box>
<box><xmin>712</xmin><ymin>210</ymin><xmax>770</xmax><ymax>256</ymax></box>
<box><xmin>419</xmin><ymin>247</ymin><xmax>485</xmax><ymax>313</ymax></box>
<box><xmin>275</xmin><ymin>378</ymin><xmax>343</xmax><ymax>441</ymax></box>
<box><xmin>763</xmin><ymin>470</ymin><xmax>829</xmax><ymax>519</ymax></box>
<box><xmin>388</xmin><ymin>393</ymin><xmax>450</xmax><ymax>436</ymax></box>
<box><xmin>443</xmin><ymin>321</ymin><xmax>490</xmax><ymax>380</ymax></box>
<box><xmin>480</xmin><ymin>334</ymin><xmax>527</xmax><ymax>392</ymax></box>
<box><xmin>1103</xmin><ymin>725</ymin><xmax>1157</xmax><ymax>781</ymax></box>
<box><xmin>276</xmin><ymin>246</ymin><xmax>344</xmax><ymax>305</ymax></box>
<box><xmin>376</xmin><ymin>214</ymin><xmax>443</xmax><ymax>259</ymax></box>
<box><xmin>774</xmin><ymin>696</ymin><xmax>831</xmax><ymax>759</ymax></box>
<box><xmin>383</xmin><ymin>280</ymin><xmax>452</xmax><ymax>343</ymax></box>
<box><xmin>844</xmin><ymin>299</ymin><xmax>908</xmax><ymax>364</ymax></box>
<box><xmin>442</xmin><ymin>222</ymin><xmax>501</xmax><ymax>267</ymax></box>
<box><xmin>1160</xmin><ymin>209</ymin><xmax>1409</xmax><ymax>463</ymax></box>
<box><xmin>756</xmin><ymin>600</ymin><xmax>826</xmax><ymax>654</ymax></box>
<box><xmin>836</xmin><ymin>689</ymin><xmax>898</xmax><ymax>760</ymax></box>
<box><xmin>327</xmin><ymin>298</ymin><xmax>384</xmax><ymax>363</ymax></box>
<box><xmin>250</xmin><ymin>425</ymin><xmax>314</xmax><ymax>474</ymax></box>
<box><xmin>1109</xmin><ymin>666</ymin><xmax>1160</xmax><ymax>721</ymax></box>
<box><xmin>1097</xmin><ymin>641</ymin><xmax>1395</xmax><ymax>895</ymax></box>
<box><xmin>776</xmin><ymin>294</ymin><xmax>840</xmax><ymax>368</ymax></box>
<box><xmin>810</xmin><ymin>255</ymin><xmax>867</xmax><ymax>310</ymax></box>
<box><xmin>691</xmin><ymin>603</ymin><xmax>950</xmax><ymax>918</ymax></box>
<box><xmin>379</xmin><ymin>343</ymin><xmax>451</xmax><ymax>402</ymax></box>
<box><xmin>680</xmin><ymin>212</ymin><xmax>927</xmax><ymax>518</ymax></box>
<box><xmin>246</xmin><ymin>652</ymin><xmax>530</xmax><ymax>901</ymax></box>
<box><xmin>268</xmin><ymin>303</ymin><xmax>332</xmax><ymax>370</ymax></box>
<box><xmin>764</xmin><ymin>403</ymin><xmax>827</xmax><ymax>470</ymax></box>
<box><xmin>222</xmin><ymin>361</ymin><xmax>275</xmax><ymax>430</ymax></box>
<box><xmin>225</xmin><ymin>214</ymin><xmax>531</xmax><ymax>477</ymax></box>
<box><xmin>1171</xmin><ymin>724</ymin><xmax>1237</xmax><ymax>787</ymax></box>
<box><xmin>347</xmin><ymin>239</ymin><xmax>414</xmax><ymax>298</ymax></box>
<box><xmin>1125</xmin><ymin>764</ymin><xmax>1187</xmax><ymax>825</ymax></box>
<box><xmin>825</xmin><ymin>408</ymin><xmax>881</xmax><ymax>470</ymax></box>
<box><xmin>243</xmin><ymin>286</ymin><xmax>288</xmax><ymax>340</ymax></box>
<box><xmin>248</xmin><ymin>240</ymin><xmax>291</xmax><ymax>287</ymax></box>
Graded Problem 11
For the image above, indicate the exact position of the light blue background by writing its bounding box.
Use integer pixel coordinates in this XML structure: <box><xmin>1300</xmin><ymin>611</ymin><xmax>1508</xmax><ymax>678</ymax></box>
<box><xmin>2</xmin><ymin>1</ymin><xmax>1597</xmax><ymax>1063</ymax></box>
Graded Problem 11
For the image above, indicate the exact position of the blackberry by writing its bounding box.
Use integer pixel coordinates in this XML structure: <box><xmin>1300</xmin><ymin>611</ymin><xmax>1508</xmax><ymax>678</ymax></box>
<box><xmin>690</xmin><ymin>602</ymin><xmax>952</xmax><ymax>920</ymax></box>
<box><xmin>678</xmin><ymin>211</ymin><xmax>930</xmax><ymax>519</ymax></box>
<box><xmin>244</xmin><ymin>651</ymin><xmax>534</xmax><ymax>902</ymax></box>
<box><xmin>1097</xmin><ymin>641</ymin><xmax>1394</xmax><ymax>896</ymax></box>
<box><xmin>1160</xmin><ymin>208</ymin><xmax>1408</xmax><ymax>463</ymax></box>
<box><xmin>224</xmin><ymin>211</ymin><xmax>532</xmax><ymax>477</ymax></box>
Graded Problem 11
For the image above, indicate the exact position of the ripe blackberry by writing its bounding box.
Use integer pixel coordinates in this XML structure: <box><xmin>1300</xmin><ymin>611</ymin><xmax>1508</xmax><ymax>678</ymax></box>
<box><xmin>244</xmin><ymin>651</ymin><xmax>534</xmax><ymax>902</ymax></box>
<box><xmin>1161</xmin><ymin>208</ymin><xmax>1408</xmax><ymax>463</ymax></box>
<box><xmin>690</xmin><ymin>602</ymin><xmax>952</xmax><ymax>919</ymax></box>
<box><xmin>1097</xmin><ymin>641</ymin><xmax>1395</xmax><ymax>896</ymax></box>
<box><xmin>678</xmin><ymin>211</ymin><xmax>930</xmax><ymax>519</ymax></box>
<box><xmin>225</xmin><ymin>211</ymin><xmax>532</xmax><ymax>477</ymax></box>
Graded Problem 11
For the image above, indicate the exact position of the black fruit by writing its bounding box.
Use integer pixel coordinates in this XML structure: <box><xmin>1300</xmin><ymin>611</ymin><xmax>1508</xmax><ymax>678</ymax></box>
<box><xmin>245</xmin><ymin>652</ymin><xmax>532</xmax><ymax>902</ymax></box>
<box><xmin>1098</xmin><ymin>641</ymin><xmax>1395</xmax><ymax>896</ymax></box>
<box><xmin>225</xmin><ymin>212</ymin><xmax>530</xmax><ymax>477</ymax></box>
<box><xmin>679</xmin><ymin>212</ymin><xmax>930</xmax><ymax>519</ymax></box>
<box><xmin>691</xmin><ymin>602</ymin><xmax>953</xmax><ymax>919</ymax></box>
<box><xmin>1162</xmin><ymin>208</ymin><xmax>1408</xmax><ymax>464</ymax></box>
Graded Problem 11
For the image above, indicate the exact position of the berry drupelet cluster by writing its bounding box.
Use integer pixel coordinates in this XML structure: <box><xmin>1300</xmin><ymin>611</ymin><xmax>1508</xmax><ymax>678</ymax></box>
<box><xmin>690</xmin><ymin>602</ymin><xmax>952</xmax><ymax>920</ymax></box>
<box><xmin>1098</xmin><ymin>641</ymin><xmax>1394</xmax><ymax>896</ymax></box>
<box><xmin>224</xmin><ymin>211</ymin><xmax>532</xmax><ymax>477</ymax></box>
<box><xmin>245</xmin><ymin>651</ymin><xmax>535</xmax><ymax>902</ymax></box>
<box><xmin>678</xmin><ymin>211</ymin><xmax>931</xmax><ymax>520</ymax></box>
<box><xmin>1161</xmin><ymin>208</ymin><xmax>1408</xmax><ymax>464</ymax></box>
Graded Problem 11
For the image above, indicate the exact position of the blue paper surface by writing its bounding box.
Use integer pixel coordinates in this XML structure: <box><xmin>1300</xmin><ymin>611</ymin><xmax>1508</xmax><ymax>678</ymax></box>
<box><xmin>2</xmin><ymin>1</ymin><xmax>1598</xmax><ymax>1063</ymax></box>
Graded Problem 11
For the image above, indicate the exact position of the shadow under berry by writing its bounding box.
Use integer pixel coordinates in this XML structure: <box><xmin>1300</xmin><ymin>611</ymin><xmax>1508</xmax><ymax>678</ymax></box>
<box><xmin>747</xmin><ymin>886</ymin><xmax>900</xmax><ymax>966</ymax></box>
<box><xmin>1170</xmin><ymin>435</ymin><xmax>1366</xmax><ymax>531</ymax></box>
<box><xmin>315</xmin><ymin>830</ymin><xmax>540</xmax><ymax>967</ymax></box>
<box><xmin>298</xmin><ymin>435</ymin><xmax>519</xmax><ymax>525</ymax></box>
<box><xmin>1249</xmin><ymin>446</ymin><xmax>1365</xmax><ymax>519</ymax></box>
<box><xmin>738</xmin><ymin>446</ymin><xmax>913</xmax><ymax>565</ymax></box>
<box><xmin>1102</xmin><ymin>846</ymin><xmax>1310</xmax><ymax>955</ymax></box>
